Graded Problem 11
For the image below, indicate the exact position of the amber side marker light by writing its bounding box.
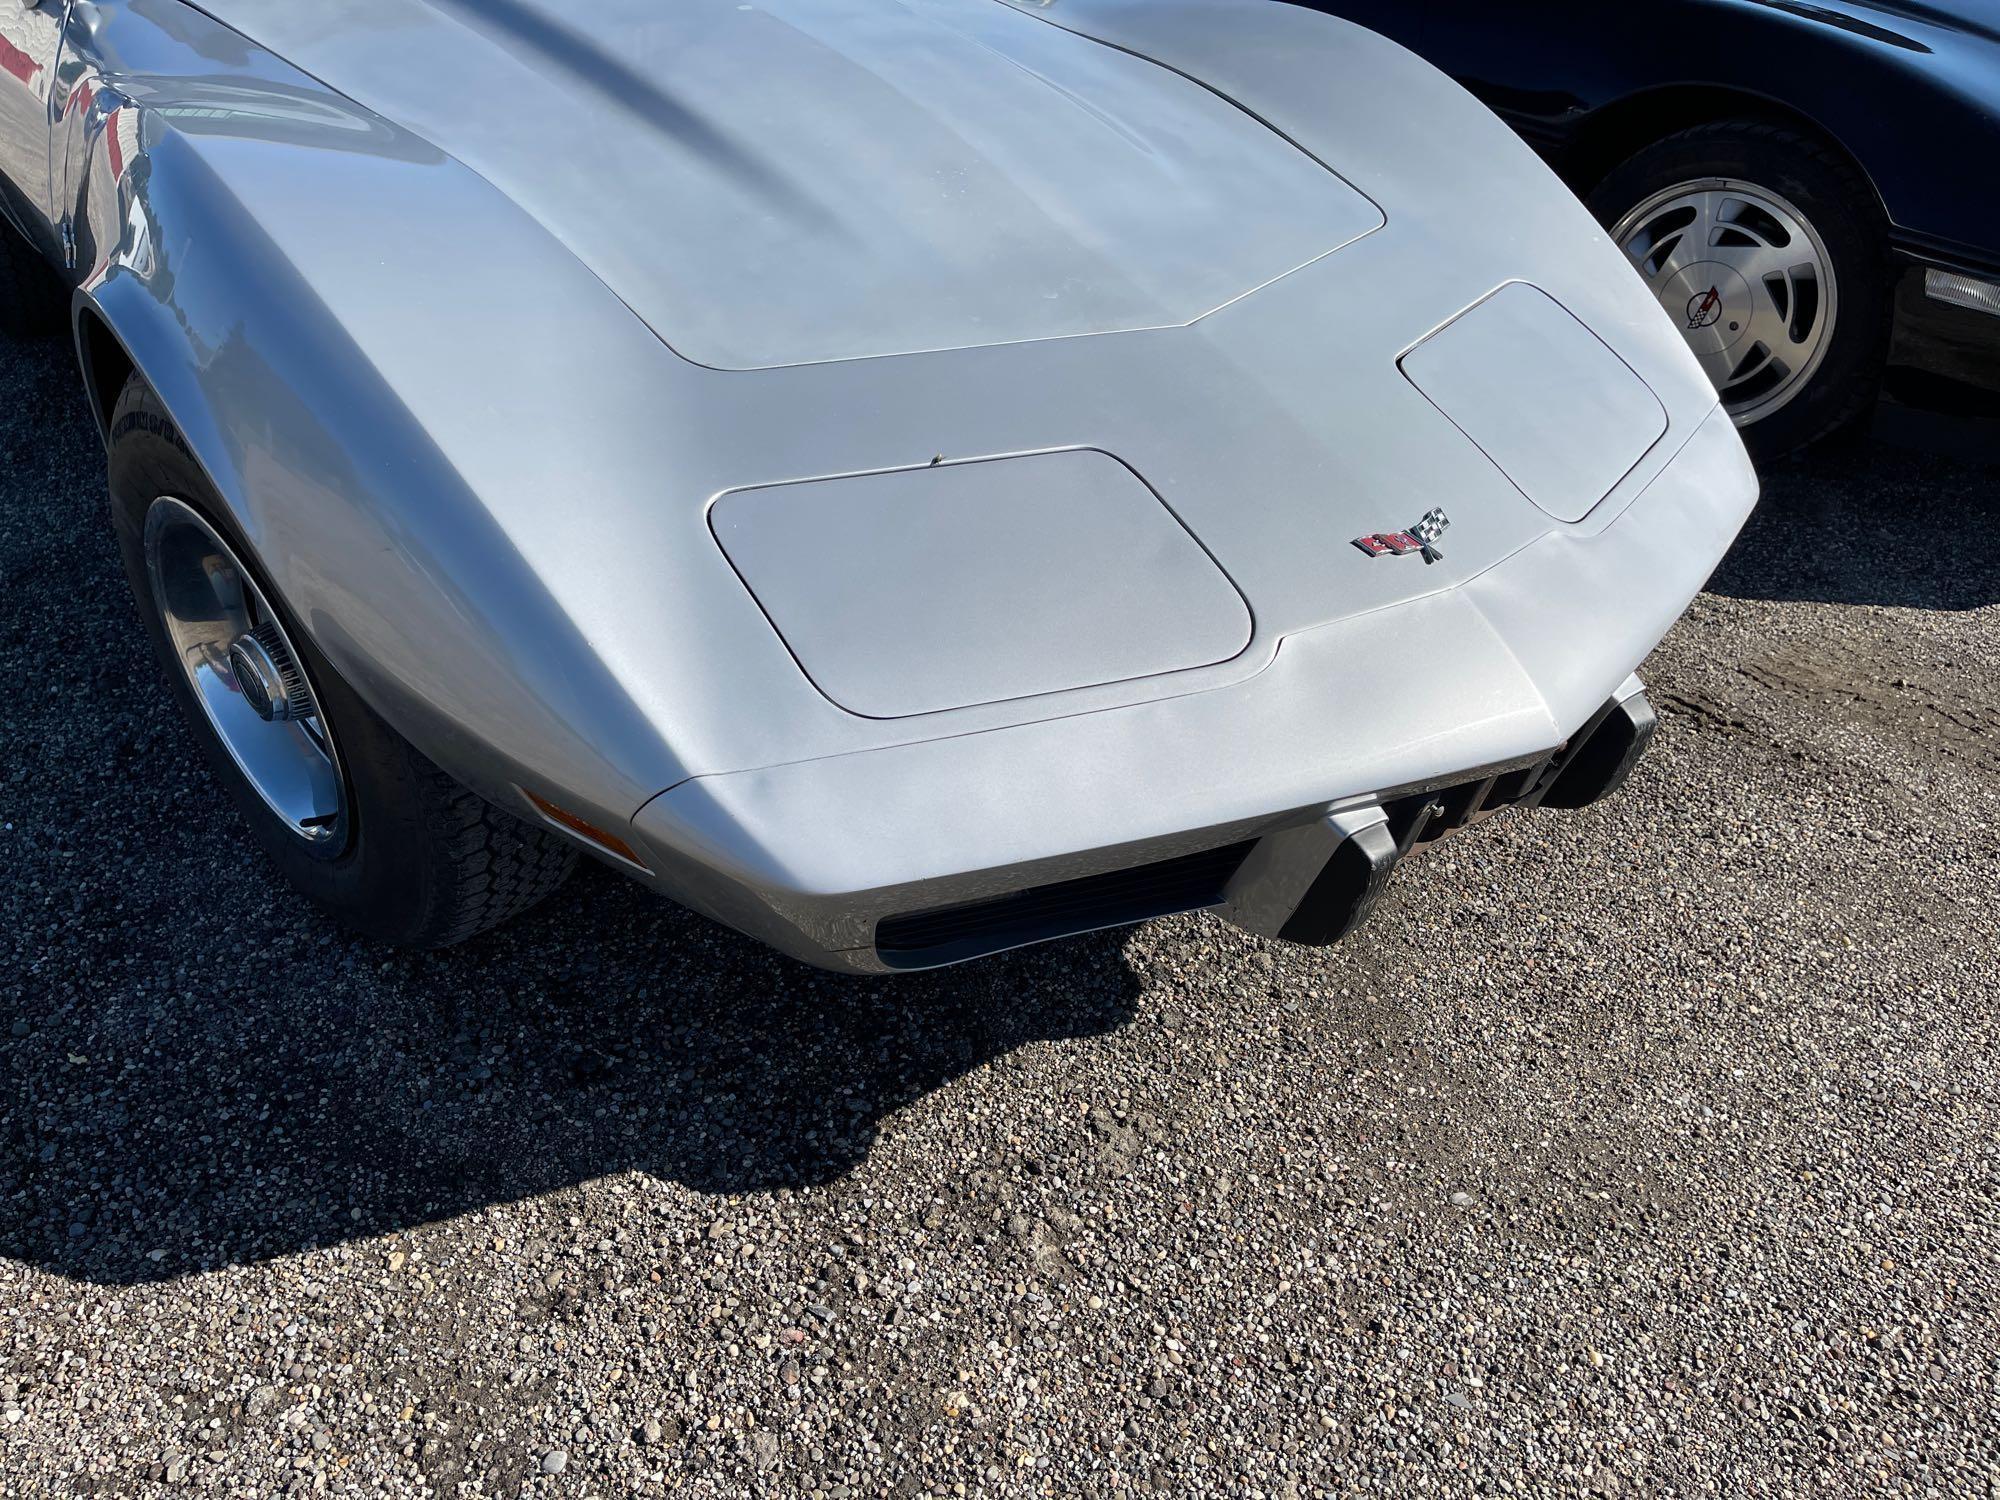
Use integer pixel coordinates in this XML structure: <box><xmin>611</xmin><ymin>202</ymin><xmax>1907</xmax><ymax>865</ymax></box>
<box><xmin>522</xmin><ymin>789</ymin><xmax>651</xmax><ymax>872</ymax></box>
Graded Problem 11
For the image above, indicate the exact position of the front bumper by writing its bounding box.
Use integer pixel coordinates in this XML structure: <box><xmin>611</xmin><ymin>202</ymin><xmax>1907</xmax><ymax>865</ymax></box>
<box><xmin>627</xmin><ymin>406</ymin><xmax>1752</xmax><ymax>974</ymax></box>
<box><xmin>629</xmin><ymin>683</ymin><xmax>1657</xmax><ymax>974</ymax></box>
<box><xmin>860</xmin><ymin>679</ymin><xmax>1657</xmax><ymax>969</ymax></box>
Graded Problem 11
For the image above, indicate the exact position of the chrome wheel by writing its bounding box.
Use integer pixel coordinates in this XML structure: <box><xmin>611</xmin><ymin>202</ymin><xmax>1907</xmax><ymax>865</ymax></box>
<box><xmin>143</xmin><ymin>497</ymin><xmax>348</xmax><ymax>855</ymax></box>
<box><xmin>1610</xmin><ymin>179</ymin><xmax>1838</xmax><ymax>426</ymax></box>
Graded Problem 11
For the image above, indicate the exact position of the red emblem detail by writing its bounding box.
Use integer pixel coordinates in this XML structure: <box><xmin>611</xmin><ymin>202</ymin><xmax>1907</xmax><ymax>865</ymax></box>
<box><xmin>1353</xmin><ymin>508</ymin><xmax>1450</xmax><ymax>565</ymax></box>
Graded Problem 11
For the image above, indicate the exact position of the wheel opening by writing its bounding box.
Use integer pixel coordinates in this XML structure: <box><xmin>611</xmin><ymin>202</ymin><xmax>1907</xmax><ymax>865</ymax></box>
<box><xmin>1764</xmin><ymin>272</ymin><xmax>1790</xmax><ymax>321</ymax></box>
<box><xmin>1632</xmin><ymin>205</ymin><xmax>1697</xmax><ymax>275</ymax></box>
<box><xmin>77</xmin><ymin>308</ymin><xmax>134</xmax><ymax>439</ymax></box>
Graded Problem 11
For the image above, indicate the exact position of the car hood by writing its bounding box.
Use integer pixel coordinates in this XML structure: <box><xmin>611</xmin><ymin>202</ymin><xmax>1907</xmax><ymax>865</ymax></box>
<box><xmin>190</xmin><ymin>0</ymin><xmax>1384</xmax><ymax>370</ymax></box>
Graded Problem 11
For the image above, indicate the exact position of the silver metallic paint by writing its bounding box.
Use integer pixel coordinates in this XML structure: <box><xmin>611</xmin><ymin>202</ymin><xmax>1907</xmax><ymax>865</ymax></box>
<box><xmin>3</xmin><ymin>0</ymin><xmax>1758</xmax><ymax>970</ymax></box>
<box><xmin>181</xmin><ymin>0</ymin><xmax>1391</xmax><ymax>372</ymax></box>
<box><xmin>1399</xmin><ymin>282</ymin><xmax>1669</xmax><ymax>525</ymax></box>
<box><xmin>711</xmin><ymin>449</ymin><xmax>1253</xmax><ymax>719</ymax></box>
<box><xmin>636</xmin><ymin>409</ymin><xmax>1756</xmax><ymax>968</ymax></box>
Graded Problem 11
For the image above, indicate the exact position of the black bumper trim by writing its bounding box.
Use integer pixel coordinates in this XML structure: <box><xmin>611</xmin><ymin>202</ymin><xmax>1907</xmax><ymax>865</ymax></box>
<box><xmin>1264</xmin><ymin>688</ymin><xmax>1660</xmax><ymax>951</ymax></box>
<box><xmin>873</xmin><ymin>838</ymin><xmax>1255</xmax><ymax>969</ymax></box>
<box><xmin>1537</xmin><ymin>691</ymin><xmax>1659</xmax><ymax>810</ymax></box>
<box><xmin>1889</xmin><ymin>264</ymin><xmax>2000</xmax><ymax>398</ymax></box>
<box><xmin>1275</xmin><ymin>818</ymin><xmax>1399</xmax><ymax>947</ymax></box>
<box><xmin>871</xmin><ymin>689</ymin><xmax>1660</xmax><ymax>968</ymax></box>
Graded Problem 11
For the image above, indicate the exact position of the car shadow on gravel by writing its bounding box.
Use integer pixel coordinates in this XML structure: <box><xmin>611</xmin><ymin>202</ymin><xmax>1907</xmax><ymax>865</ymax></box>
<box><xmin>4</xmin><ymin>858</ymin><xmax>1148</xmax><ymax>1287</ymax></box>
<box><xmin>0</xmin><ymin>327</ymin><xmax>1149</xmax><ymax>1288</ymax></box>
<box><xmin>1706</xmin><ymin>406</ymin><xmax>2000</xmax><ymax>612</ymax></box>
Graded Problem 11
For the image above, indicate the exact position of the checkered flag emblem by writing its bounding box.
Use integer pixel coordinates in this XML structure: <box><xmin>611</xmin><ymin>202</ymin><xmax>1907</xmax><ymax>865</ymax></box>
<box><xmin>1351</xmin><ymin>507</ymin><xmax>1450</xmax><ymax>564</ymax></box>
<box><xmin>1410</xmin><ymin>508</ymin><xmax>1448</xmax><ymax>562</ymax></box>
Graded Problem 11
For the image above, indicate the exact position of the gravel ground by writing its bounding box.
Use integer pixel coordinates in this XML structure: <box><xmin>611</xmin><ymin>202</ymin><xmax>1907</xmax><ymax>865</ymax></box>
<box><xmin>3</xmin><ymin>320</ymin><xmax>1997</xmax><ymax>1500</ymax></box>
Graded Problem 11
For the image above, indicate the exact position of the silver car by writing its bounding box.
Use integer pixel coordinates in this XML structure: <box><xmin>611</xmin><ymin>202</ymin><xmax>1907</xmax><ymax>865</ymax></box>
<box><xmin>0</xmin><ymin>0</ymin><xmax>1757</xmax><ymax>972</ymax></box>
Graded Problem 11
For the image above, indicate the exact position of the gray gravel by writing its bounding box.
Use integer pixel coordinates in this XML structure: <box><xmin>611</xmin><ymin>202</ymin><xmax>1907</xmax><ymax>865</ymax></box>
<box><xmin>3</xmin><ymin>319</ymin><xmax>1998</xmax><ymax>1500</ymax></box>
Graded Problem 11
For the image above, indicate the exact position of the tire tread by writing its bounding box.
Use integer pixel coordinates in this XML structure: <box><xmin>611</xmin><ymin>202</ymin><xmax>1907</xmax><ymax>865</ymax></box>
<box><xmin>410</xmin><ymin>758</ymin><xmax>580</xmax><ymax>948</ymax></box>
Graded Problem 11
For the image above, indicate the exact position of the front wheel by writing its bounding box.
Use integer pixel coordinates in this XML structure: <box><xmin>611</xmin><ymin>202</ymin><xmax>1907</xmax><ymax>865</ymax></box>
<box><xmin>108</xmin><ymin>374</ymin><xmax>578</xmax><ymax>947</ymax></box>
<box><xmin>1590</xmin><ymin>121</ymin><xmax>1888</xmax><ymax>460</ymax></box>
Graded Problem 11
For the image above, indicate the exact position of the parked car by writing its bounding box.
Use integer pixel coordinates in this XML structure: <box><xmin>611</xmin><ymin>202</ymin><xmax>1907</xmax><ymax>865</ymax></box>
<box><xmin>1295</xmin><ymin>0</ymin><xmax>2000</xmax><ymax>456</ymax></box>
<box><xmin>0</xmin><ymin>0</ymin><xmax>1756</xmax><ymax>972</ymax></box>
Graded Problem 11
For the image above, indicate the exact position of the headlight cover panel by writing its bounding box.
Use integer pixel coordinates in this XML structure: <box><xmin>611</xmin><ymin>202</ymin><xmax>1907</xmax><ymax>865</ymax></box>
<box><xmin>710</xmin><ymin>449</ymin><xmax>1253</xmax><ymax>720</ymax></box>
<box><xmin>1400</xmin><ymin>282</ymin><xmax>1669</xmax><ymax>524</ymax></box>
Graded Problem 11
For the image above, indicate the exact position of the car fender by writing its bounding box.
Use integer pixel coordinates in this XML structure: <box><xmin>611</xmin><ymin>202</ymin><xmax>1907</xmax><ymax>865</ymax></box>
<box><xmin>1718</xmin><ymin>0</ymin><xmax>2000</xmax><ymax>261</ymax></box>
<box><xmin>60</xmin><ymin>38</ymin><xmax>686</xmax><ymax>837</ymax></box>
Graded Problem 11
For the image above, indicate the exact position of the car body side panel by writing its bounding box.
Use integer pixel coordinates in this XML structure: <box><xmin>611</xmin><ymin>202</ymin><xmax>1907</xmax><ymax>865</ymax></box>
<box><xmin>57</xmin><ymin>1</ymin><xmax>693</xmax><ymax>838</ymax></box>
<box><xmin>0</xmin><ymin>0</ymin><xmax>67</xmax><ymax>255</ymax></box>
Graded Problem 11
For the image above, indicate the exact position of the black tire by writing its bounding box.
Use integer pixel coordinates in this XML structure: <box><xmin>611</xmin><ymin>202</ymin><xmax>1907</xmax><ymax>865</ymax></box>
<box><xmin>1588</xmin><ymin>120</ymin><xmax>1888</xmax><ymax>461</ymax></box>
<box><xmin>0</xmin><ymin>220</ymin><xmax>66</xmax><ymax>339</ymax></box>
<box><xmin>106</xmin><ymin>374</ymin><xmax>577</xmax><ymax>947</ymax></box>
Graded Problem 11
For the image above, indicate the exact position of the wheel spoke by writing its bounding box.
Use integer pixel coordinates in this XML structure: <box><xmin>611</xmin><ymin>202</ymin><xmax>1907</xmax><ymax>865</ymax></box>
<box><xmin>1692</xmin><ymin>339</ymin><xmax>1740</xmax><ymax>391</ymax></box>
<box><xmin>1690</xmin><ymin>190</ymin><xmax>1724</xmax><ymax>253</ymax></box>
<box><xmin>1641</xmin><ymin>196</ymin><xmax>1717</xmax><ymax>285</ymax></box>
<box><xmin>1744</xmin><ymin>294</ymin><xmax>1798</xmax><ymax>358</ymax></box>
<box><xmin>1725</xmin><ymin>240</ymin><xmax>1798</xmax><ymax>286</ymax></box>
<box><xmin>1644</xmin><ymin>232</ymin><xmax>1701</xmax><ymax>287</ymax></box>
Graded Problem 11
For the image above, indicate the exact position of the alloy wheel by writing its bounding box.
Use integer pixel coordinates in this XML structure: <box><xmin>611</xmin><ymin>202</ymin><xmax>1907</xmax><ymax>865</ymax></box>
<box><xmin>1609</xmin><ymin>178</ymin><xmax>1838</xmax><ymax>426</ymax></box>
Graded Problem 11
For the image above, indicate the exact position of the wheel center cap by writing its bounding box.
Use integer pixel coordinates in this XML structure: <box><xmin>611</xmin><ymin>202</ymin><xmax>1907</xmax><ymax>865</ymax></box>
<box><xmin>1659</xmin><ymin>261</ymin><xmax>1753</xmax><ymax>354</ymax></box>
<box><xmin>226</xmin><ymin>624</ymin><xmax>312</xmax><ymax>723</ymax></box>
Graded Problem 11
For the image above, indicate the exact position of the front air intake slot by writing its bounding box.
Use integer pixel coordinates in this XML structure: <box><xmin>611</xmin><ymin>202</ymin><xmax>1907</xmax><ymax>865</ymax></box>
<box><xmin>874</xmin><ymin>840</ymin><xmax>1256</xmax><ymax>968</ymax></box>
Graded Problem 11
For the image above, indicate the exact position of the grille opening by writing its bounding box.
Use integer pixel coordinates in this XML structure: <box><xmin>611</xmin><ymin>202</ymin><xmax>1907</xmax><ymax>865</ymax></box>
<box><xmin>874</xmin><ymin>840</ymin><xmax>1255</xmax><ymax>968</ymax></box>
<box><xmin>871</xmin><ymin>725</ymin><xmax>1629</xmax><ymax>970</ymax></box>
<box><xmin>1486</xmin><ymin>761</ymin><xmax>1547</xmax><ymax>807</ymax></box>
<box><xmin>1379</xmin><ymin>749</ymin><xmax>1563</xmax><ymax>853</ymax></box>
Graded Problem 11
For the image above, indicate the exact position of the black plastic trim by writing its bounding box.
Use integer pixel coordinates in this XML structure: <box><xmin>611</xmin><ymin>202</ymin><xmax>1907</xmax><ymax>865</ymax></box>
<box><xmin>1540</xmin><ymin>693</ymin><xmax>1659</xmax><ymax>810</ymax></box>
<box><xmin>874</xmin><ymin>840</ymin><xmax>1255</xmax><ymax>968</ymax></box>
<box><xmin>1276</xmin><ymin>819</ymin><xmax>1399</xmax><ymax>947</ymax></box>
<box><xmin>1888</xmin><ymin>265</ymin><xmax>2000</xmax><ymax>397</ymax></box>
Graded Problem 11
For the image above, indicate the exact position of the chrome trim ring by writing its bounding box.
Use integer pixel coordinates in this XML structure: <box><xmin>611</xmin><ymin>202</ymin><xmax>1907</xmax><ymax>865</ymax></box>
<box><xmin>1610</xmin><ymin>178</ymin><xmax>1838</xmax><ymax>427</ymax></box>
<box><xmin>143</xmin><ymin>496</ymin><xmax>349</xmax><ymax>856</ymax></box>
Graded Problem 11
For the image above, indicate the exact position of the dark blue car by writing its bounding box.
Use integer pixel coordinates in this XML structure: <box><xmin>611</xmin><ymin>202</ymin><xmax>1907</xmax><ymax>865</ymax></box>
<box><xmin>1292</xmin><ymin>0</ymin><xmax>2000</xmax><ymax>456</ymax></box>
